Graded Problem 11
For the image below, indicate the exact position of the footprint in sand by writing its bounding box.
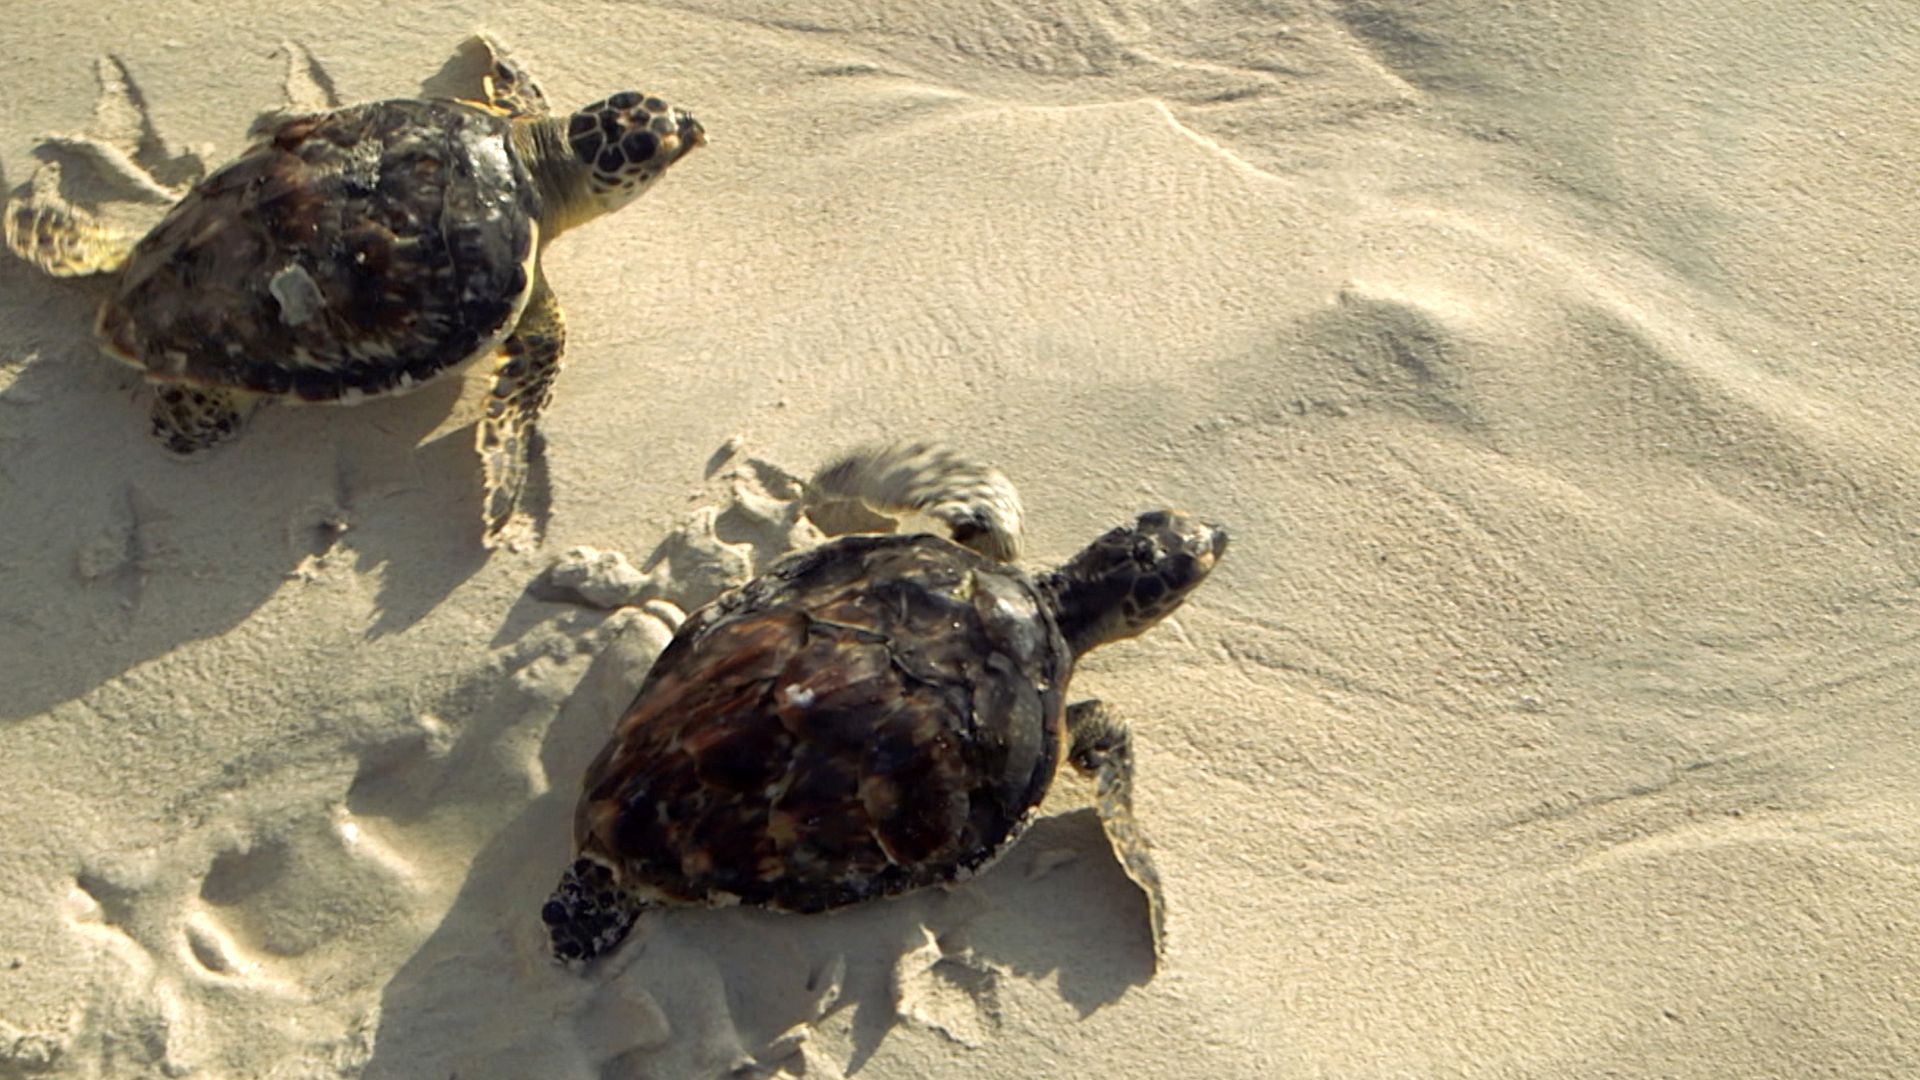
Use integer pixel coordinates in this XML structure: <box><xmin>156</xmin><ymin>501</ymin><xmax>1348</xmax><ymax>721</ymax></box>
<box><xmin>892</xmin><ymin>928</ymin><xmax>1004</xmax><ymax>1050</ymax></box>
<box><xmin>193</xmin><ymin>810</ymin><xmax>417</xmax><ymax>966</ymax></box>
<box><xmin>341</xmin><ymin>713</ymin><xmax>457</xmax><ymax>825</ymax></box>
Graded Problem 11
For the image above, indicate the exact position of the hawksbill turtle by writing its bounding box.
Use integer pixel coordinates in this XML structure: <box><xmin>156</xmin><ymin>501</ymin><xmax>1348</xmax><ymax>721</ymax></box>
<box><xmin>543</xmin><ymin>442</ymin><xmax>1228</xmax><ymax>965</ymax></box>
<box><xmin>3</xmin><ymin>35</ymin><xmax>705</xmax><ymax>539</ymax></box>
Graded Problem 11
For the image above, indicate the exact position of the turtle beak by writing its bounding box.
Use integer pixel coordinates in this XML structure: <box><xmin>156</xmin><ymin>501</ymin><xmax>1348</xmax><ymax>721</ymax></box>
<box><xmin>677</xmin><ymin>113</ymin><xmax>708</xmax><ymax>151</ymax></box>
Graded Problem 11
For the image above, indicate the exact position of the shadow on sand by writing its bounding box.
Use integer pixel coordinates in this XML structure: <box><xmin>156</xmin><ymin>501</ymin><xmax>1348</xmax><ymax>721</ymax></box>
<box><xmin>359</xmin><ymin>594</ymin><xmax>1158</xmax><ymax>1080</ymax></box>
<box><xmin>0</xmin><ymin>257</ymin><xmax>498</xmax><ymax>722</ymax></box>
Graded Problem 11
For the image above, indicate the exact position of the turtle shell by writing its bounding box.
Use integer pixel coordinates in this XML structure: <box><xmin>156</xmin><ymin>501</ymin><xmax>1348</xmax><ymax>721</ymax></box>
<box><xmin>575</xmin><ymin>532</ymin><xmax>1073</xmax><ymax>913</ymax></box>
<box><xmin>97</xmin><ymin>98</ymin><xmax>539</xmax><ymax>401</ymax></box>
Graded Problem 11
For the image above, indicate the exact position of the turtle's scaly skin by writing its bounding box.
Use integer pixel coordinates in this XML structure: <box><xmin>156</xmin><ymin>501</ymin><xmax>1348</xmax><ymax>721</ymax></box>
<box><xmin>100</xmin><ymin>99</ymin><xmax>538</xmax><ymax>402</ymax></box>
<box><xmin>571</xmin><ymin>533</ymin><xmax>1069</xmax><ymax>916</ymax></box>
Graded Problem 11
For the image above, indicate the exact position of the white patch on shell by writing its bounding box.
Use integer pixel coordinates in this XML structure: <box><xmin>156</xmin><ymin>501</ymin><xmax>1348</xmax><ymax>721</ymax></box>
<box><xmin>465</xmin><ymin>128</ymin><xmax>516</xmax><ymax>194</ymax></box>
<box><xmin>268</xmin><ymin>263</ymin><xmax>326</xmax><ymax>326</ymax></box>
<box><xmin>454</xmin><ymin>127</ymin><xmax>527</xmax><ymax>311</ymax></box>
<box><xmin>779</xmin><ymin>684</ymin><xmax>817</xmax><ymax>709</ymax></box>
<box><xmin>974</xmin><ymin>572</ymin><xmax>1045</xmax><ymax>661</ymax></box>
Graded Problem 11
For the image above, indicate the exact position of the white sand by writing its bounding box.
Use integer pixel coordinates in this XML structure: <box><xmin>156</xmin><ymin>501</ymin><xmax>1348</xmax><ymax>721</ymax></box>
<box><xmin>3</xmin><ymin>3</ymin><xmax>1918</xmax><ymax>1077</ymax></box>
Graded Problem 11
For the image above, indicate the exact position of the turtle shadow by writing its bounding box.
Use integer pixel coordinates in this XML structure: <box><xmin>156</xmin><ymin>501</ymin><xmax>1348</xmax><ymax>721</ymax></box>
<box><xmin>957</xmin><ymin>806</ymin><xmax>1161</xmax><ymax>1016</ymax></box>
<box><xmin>321</xmin><ymin>385</ymin><xmax>502</xmax><ymax>640</ymax></box>
<box><xmin>0</xmin><ymin>255</ymin><xmax>503</xmax><ymax>722</ymax></box>
<box><xmin>0</xmin><ymin>264</ymin><xmax>307</xmax><ymax>726</ymax></box>
<box><xmin>359</xmin><ymin>612</ymin><xmax>1157</xmax><ymax>1080</ymax></box>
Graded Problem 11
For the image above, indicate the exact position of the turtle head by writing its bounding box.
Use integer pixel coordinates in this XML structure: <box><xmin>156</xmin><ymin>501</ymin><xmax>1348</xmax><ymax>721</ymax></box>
<box><xmin>1045</xmin><ymin>511</ymin><xmax>1228</xmax><ymax>655</ymax></box>
<box><xmin>560</xmin><ymin>91</ymin><xmax>705</xmax><ymax>216</ymax></box>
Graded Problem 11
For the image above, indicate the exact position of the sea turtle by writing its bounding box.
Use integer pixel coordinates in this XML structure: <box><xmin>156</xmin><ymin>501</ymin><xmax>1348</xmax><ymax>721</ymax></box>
<box><xmin>3</xmin><ymin>36</ymin><xmax>705</xmax><ymax>539</ymax></box>
<box><xmin>543</xmin><ymin>442</ymin><xmax>1228</xmax><ymax>965</ymax></box>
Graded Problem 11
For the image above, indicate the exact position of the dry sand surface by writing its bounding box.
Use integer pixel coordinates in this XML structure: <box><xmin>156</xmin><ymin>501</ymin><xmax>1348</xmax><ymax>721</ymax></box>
<box><xmin>3</xmin><ymin>1</ymin><xmax>1918</xmax><ymax>1077</ymax></box>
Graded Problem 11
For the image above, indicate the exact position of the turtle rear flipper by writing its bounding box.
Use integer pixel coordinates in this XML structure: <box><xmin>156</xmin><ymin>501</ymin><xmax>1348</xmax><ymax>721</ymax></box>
<box><xmin>478</xmin><ymin>276</ymin><xmax>564</xmax><ymax>543</ymax></box>
<box><xmin>1067</xmin><ymin>699</ymin><xmax>1166</xmax><ymax>965</ymax></box>
<box><xmin>807</xmin><ymin>441</ymin><xmax>1026</xmax><ymax>561</ymax></box>
<box><xmin>4</xmin><ymin>192</ymin><xmax>132</xmax><ymax>277</ymax></box>
<box><xmin>150</xmin><ymin>384</ymin><xmax>258</xmax><ymax>455</ymax></box>
<box><xmin>545</xmin><ymin>856</ymin><xmax>647</xmax><ymax>967</ymax></box>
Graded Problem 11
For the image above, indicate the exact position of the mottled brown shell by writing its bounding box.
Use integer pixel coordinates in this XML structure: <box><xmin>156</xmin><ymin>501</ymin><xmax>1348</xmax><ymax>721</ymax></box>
<box><xmin>576</xmin><ymin>533</ymin><xmax>1072</xmax><ymax>912</ymax></box>
<box><xmin>98</xmin><ymin>98</ymin><xmax>538</xmax><ymax>401</ymax></box>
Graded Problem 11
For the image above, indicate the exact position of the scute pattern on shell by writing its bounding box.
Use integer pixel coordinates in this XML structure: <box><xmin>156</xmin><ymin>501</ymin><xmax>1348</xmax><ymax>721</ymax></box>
<box><xmin>574</xmin><ymin>534</ymin><xmax>1072</xmax><ymax>913</ymax></box>
<box><xmin>98</xmin><ymin>98</ymin><xmax>538</xmax><ymax>401</ymax></box>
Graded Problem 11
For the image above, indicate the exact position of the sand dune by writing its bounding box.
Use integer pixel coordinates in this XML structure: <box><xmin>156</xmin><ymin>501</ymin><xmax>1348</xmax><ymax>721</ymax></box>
<box><xmin>2</xmin><ymin>2</ymin><xmax>1916</xmax><ymax>1077</ymax></box>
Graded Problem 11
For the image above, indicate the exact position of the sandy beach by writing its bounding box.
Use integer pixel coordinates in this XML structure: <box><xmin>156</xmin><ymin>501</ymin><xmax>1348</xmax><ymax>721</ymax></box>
<box><xmin>2</xmin><ymin>2</ymin><xmax>1917</xmax><ymax>1077</ymax></box>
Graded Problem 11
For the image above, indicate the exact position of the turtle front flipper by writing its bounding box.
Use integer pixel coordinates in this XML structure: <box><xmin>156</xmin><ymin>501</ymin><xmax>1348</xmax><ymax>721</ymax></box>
<box><xmin>544</xmin><ymin>856</ymin><xmax>647</xmax><ymax>967</ymax></box>
<box><xmin>4</xmin><ymin>189</ymin><xmax>132</xmax><ymax>277</ymax></box>
<box><xmin>1066</xmin><ymin>698</ymin><xmax>1166</xmax><ymax>965</ymax></box>
<box><xmin>478</xmin><ymin>276</ymin><xmax>564</xmax><ymax>542</ymax></box>
<box><xmin>465</xmin><ymin>33</ymin><xmax>551</xmax><ymax>117</ymax></box>
<box><xmin>150</xmin><ymin>384</ymin><xmax>259</xmax><ymax>455</ymax></box>
<box><xmin>807</xmin><ymin>441</ymin><xmax>1026</xmax><ymax>561</ymax></box>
